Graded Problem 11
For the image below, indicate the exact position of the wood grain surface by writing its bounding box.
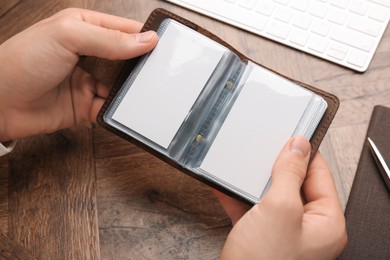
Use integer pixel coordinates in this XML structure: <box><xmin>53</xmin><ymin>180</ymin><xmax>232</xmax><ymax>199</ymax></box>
<box><xmin>0</xmin><ymin>0</ymin><xmax>389</xmax><ymax>259</ymax></box>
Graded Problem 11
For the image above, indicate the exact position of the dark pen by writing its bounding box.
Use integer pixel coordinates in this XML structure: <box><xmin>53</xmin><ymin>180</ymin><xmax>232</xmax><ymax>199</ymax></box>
<box><xmin>367</xmin><ymin>137</ymin><xmax>390</xmax><ymax>192</ymax></box>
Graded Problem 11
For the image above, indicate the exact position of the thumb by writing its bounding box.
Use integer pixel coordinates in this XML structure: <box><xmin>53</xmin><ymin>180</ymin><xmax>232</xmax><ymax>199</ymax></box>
<box><xmin>266</xmin><ymin>136</ymin><xmax>311</xmax><ymax>201</ymax></box>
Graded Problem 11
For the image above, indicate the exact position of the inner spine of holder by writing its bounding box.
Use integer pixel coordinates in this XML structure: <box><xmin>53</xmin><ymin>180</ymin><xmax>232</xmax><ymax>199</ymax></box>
<box><xmin>168</xmin><ymin>51</ymin><xmax>246</xmax><ymax>166</ymax></box>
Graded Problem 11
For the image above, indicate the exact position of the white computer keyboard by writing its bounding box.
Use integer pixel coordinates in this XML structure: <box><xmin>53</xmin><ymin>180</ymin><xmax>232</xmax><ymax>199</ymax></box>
<box><xmin>165</xmin><ymin>0</ymin><xmax>390</xmax><ymax>72</ymax></box>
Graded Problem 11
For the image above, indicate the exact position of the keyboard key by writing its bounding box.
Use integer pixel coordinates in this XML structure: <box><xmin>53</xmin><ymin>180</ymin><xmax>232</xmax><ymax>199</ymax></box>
<box><xmin>368</xmin><ymin>0</ymin><xmax>390</xmax><ymax>7</ymax></box>
<box><xmin>347</xmin><ymin>49</ymin><xmax>368</xmax><ymax>68</ymax></box>
<box><xmin>290</xmin><ymin>0</ymin><xmax>310</xmax><ymax>11</ymax></box>
<box><xmin>327</xmin><ymin>43</ymin><xmax>348</xmax><ymax>60</ymax></box>
<box><xmin>347</xmin><ymin>14</ymin><xmax>382</xmax><ymax>37</ymax></box>
<box><xmin>330</xmin><ymin>0</ymin><xmax>350</xmax><ymax>9</ymax></box>
<box><xmin>330</xmin><ymin>27</ymin><xmax>374</xmax><ymax>52</ymax></box>
<box><xmin>292</xmin><ymin>13</ymin><xmax>312</xmax><ymax>29</ymax></box>
<box><xmin>327</xmin><ymin>7</ymin><xmax>347</xmax><ymax>25</ymax></box>
<box><xmin>273</xmin><ymin>0</ymin><xmax>290</xmax><ymax>4</ymax></box>
<box><xmin>238</xmin><ymin>0</ymin><xmax>257</xmax><ymax>10</ymax></box>
<box><xmin>368</xmin><ymin>5</ymin><xmax>389</xmax><ymax>22</ymax></box>
<box><xmin>274</xmin><ymin>7</ymin><xmax>294</xmax><ymax>23</ymax></box>
<box><xmin>266</xmin><ymin>20</ymin><xmax>291</xmax><ymax>39</ymax></box>
<box><xmin>255</xmin><ymin>1</ymin><xmax>275</xmax><ymax>16</ymax></box>
<box><xmin>309</xmin><ymin>2</ymin><xmax>329</xmax><ymax>18</ymax></box>
<box><xmin>311</xmin><ymin>19</ymin><xmax>331</xmax><ymax>36</ymax></box>
<box><xmin>235</xmin><ymin>12</ymin><xmax>269</xmax><ymax>31</ymax></box>
<box><xmin>308</xmin><ymin>35</ymin><xmax>328</xmax><ymax>53</ymax></box>
<box><xmin>289</xmin><ymin>29</ymin><xmax>310</xmax><ymax>46</ymax></box>
<box><xmin>349</xmin><ymin>1</ymin><xmax>369</xmax><ymax>15</ymax></box>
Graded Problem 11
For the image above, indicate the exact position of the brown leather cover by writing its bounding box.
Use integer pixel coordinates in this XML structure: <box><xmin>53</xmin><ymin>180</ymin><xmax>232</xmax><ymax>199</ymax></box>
<box><xmin>338</xmin><ymin>105</ymin><xmax>390</xmax><ymax>259</ymax></box>
<box><xmin>96</xmin><ymin>8</ymin><xmax>340</xmax><ymax>203</ymax></box>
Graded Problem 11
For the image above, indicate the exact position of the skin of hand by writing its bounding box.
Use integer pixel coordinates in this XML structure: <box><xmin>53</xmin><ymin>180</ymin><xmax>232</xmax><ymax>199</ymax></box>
<box><xmin>0</xmin><ymin>8</ymin><xmax>158</xmax><ymax>142</ymax></box>
<box><xmin>215</xmin><ymin>136</ymin><xmax>347</xmax><ymax>259</ymax></box>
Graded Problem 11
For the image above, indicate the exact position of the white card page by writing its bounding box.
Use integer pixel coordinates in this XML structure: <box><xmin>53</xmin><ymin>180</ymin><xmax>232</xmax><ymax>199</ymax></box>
<box><xmin>112</xmin><ymin>20</ymin><xmax>227</xmax><ymax>148</ymax></box>
<box><xmin>199</xmin><ymin>62</ymin><xmax>314</xmax><ymax>199</ymax></box>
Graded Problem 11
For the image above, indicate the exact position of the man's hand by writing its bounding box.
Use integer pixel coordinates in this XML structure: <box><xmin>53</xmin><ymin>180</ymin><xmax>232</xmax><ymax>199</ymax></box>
<box><xmin>0</xmin><ymin>8</ymin><xmax>158</xmax><ymax>142</ymax></box>
<box><xmin>217</xmin><ymin>136</ymin><xmax>347</xmax><ymax>259</ymax></box>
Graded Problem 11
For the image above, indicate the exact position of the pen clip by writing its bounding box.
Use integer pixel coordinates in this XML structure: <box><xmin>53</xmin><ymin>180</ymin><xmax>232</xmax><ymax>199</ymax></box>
<box><xmin>367</xmin><ymin>137</ymin><xmax>390</xmax><ymax>192</ymax></box>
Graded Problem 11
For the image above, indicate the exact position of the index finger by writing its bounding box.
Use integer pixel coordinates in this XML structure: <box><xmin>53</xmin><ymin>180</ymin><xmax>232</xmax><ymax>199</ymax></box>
<box><xmin>48</xmin><ymin>8</ymin><xmax>143</xmax><ymax>33</ymax></box>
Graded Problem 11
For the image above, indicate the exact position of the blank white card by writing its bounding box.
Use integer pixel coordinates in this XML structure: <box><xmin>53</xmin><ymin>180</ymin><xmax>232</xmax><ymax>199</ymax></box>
<box><xmin>112</xmin><ymin>20</ymin><xmax>227</xmax><ymax>149</ymax></box>
<box><xmin>199</xmin><ymin>62</ymin><xmax>313</xmax><ymax>199</ymax></box>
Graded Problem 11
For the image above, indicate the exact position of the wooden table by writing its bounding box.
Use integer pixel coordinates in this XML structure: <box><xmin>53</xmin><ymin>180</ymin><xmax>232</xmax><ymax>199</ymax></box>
<box><xmin>0</xmin><ymin>0</ymin><xmax>389</xmax><ymax>259</ymax></box>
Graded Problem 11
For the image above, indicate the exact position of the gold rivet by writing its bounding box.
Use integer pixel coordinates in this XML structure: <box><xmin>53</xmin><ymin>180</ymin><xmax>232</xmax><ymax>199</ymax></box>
<box><xmin>195</xmin><ymin>134</ymin><xmax>203</xmax><ymax>143</ymax></box>
<box><xmin>226</xmin><ymin>81</ymin><xmax>233</xmax><ymax>90</ymax></box>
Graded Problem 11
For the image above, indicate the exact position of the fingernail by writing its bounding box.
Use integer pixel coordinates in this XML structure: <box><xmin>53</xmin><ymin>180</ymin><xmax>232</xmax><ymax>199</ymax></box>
<box><xmin>289</xmin><ymin>136</ymin><xmax>310</xmax><ymax>157</ymax></box>
<box><xmin>136</xmin><ymin>31</ymin><xmax>155</xmax><ymax>43</ymax></box>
